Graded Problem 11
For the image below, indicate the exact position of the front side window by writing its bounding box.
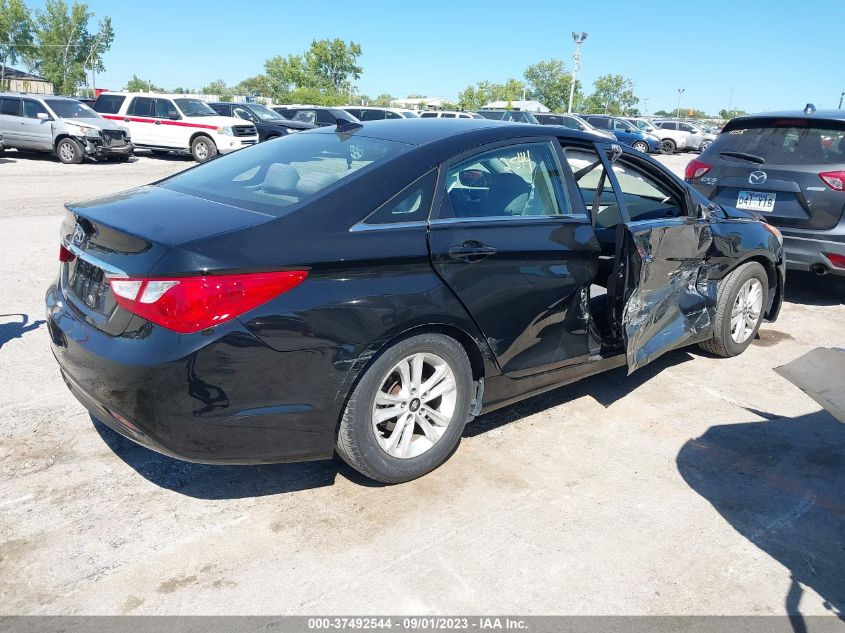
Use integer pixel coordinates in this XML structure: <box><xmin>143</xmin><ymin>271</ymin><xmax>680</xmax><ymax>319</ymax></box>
<box><xmin>420</xmin><ymin>112</ymin><xmax>438</xmax><ymax>118</ymax></box>
<box><xmin>316</xmin><ymin>110</ymin><xmax>335</xmax><ymax>125</ymax></box>
<box><xmin>441</xmin><ymin>113</ymin><xmax>456</xmax><ymax>118</ymax></box>
<box><xmin>678</xmin><ymin>123</ymin><xmax>695</xmax><ymax>132</ymax></box>
<box><xmin>160</xmin><ymin>132</ymin><xmax>411</xmax><ymax>217</ymax></box>
<box><xmin>564</xmin><ymin>148</ymin><xmax>621</xmax><ymax>229</ymax></box>
<box><xmin>363</xmin><ymin>170</ymin><xmax>437</xmax><ymax>225</ymax></box>
<box><xmin>23</xmin><ymin>99</ymin><xmax>49</xmax><ymax>118</ymax></box>
<box><xmin>155</xmin><ymin>99</ymin><xmax>179</xmax><ymax>119</ymax></box>
<box><xmin>174</xmin><ymin>98</ymin><xmax>217</xmax><ymax>117</ymax></box>
<box><xmin>443</xmin><ymin>142</ymin><xmax>572</xmax><ymax>219</ymax></box>
<box><xmin>385</xmin><ymin>110</ymin><xmax>402</xmax><ymax>119</ymax></box>
<box><xmin>613</xmin><ymin>119</ymin><xmax>635</xmax><ymax>132</ymax></box>
<box><xmin>610</xmin><ymin>160</ymin><xmax>685</xmax><ymax>221</ymax></box>
<box><xmin>232</xmin><ymin>106</ymin><xmax>256</xmax><ymax>122</ymax></box>
<box><xmin>359</xmin><ymin>109</ymin><xmax>385</xmax><ymax>121</ymax></box>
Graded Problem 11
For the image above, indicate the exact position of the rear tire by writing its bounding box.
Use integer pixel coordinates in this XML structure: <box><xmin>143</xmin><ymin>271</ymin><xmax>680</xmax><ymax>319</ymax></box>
<box><xmin>190</xmin><ymin>135</ymin><xmax>217</xmax><ymax>163</ymax></box>
<box><xmin>56</xmin><ymin>138</ymin><xmax>84</xmax><ymax>164</ymax></box>
<box><xmin>698</xmin><ymin>262</ymin><xmax>768</xmax><ymax>358</ymax></box>
<box><xmin>336</xmin><ymin>333</ymin><xmax>474</xmax><ymax>484</ymax></box>
<box><xmin>661</xmin><ymin>139</ymin><xmax>677</xmax><ymax>154</ymax></box>
<box><xmin>632</xmin><ymin>140</ymin><xmax>649</xmax><ymax>153</ymax></box>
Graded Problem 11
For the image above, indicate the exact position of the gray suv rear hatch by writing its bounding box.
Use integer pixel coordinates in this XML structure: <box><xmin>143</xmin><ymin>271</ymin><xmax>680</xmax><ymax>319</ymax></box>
<box><xmin>693</xmin><ymin>115</ymin><xmax>845</xmax><ymax>230</ymax></box>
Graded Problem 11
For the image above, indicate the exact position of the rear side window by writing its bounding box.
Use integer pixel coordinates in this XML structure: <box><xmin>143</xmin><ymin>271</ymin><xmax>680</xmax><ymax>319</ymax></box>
<box><xmin>0</xmin><ymin>97</ymin><xmax>21</xmax><ymax>116</ymax></box>
<box><xmin>128</xmin><ymin>97</ymin><xmax>155</xmax><ymax>117</ymax></box>
<box><xmin>420</xmin><ymin>112</ymin><xmax>438</xmax><ymax>118</ymax></box>
<box><xmin>358</xmin><ymin>109</ymin><xmax>385</xmax><ymax>121</ymax></box>
<box><xmin>712</xmin><ymin>120</ymin><xmax>845</xmax><ymax>166</ymax></box>
<box><xmin>363</xmin><ymin>170</ymin><xmax>437</xmax><ymax>225</ymax></box>
<box><xmin>160</xmin><ymin>132</ymin><xmax>411</xmax><ymax>217</ymax></box>
<box><xmin>385</xmin><ymin>110</ymin><xmax>402</xmax><ymax>119</ymax></box>
<box><xmin>93</xmin><ymin>94</ymin><xmax>125</xmax><ymax>114</ymax></box>
<box><xmin>588</xmin><ymin>117</ymin><xmax>609</xmax><ymax>129</ymax></box>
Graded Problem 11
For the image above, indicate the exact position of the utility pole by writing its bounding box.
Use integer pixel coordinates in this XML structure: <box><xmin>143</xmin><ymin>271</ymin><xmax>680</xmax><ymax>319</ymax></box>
<box><xmin>643</xmin><ymin>97</ymin><xmax>649</xmax><ymax>116</ymax></box>
<box><xmin>676</xmin><ymin>88</ymin><xmax>685</xmax><ymax>118</ymax></box>
<box><xmin>727</xmin><ymin>87</ymin><xmax>734</xmax><ymax>118</ymax></box>
<box><xmin>567</xmin><ymin>31</ymin><xmax>587</xmax><ymax>114</ymax></box>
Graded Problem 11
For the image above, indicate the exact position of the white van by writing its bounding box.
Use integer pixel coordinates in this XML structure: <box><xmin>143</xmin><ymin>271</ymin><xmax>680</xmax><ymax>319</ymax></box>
<box><xmin>93</xmin><ymin>92</ymin><xmax>258</xmax><ymax>162</ymax></box>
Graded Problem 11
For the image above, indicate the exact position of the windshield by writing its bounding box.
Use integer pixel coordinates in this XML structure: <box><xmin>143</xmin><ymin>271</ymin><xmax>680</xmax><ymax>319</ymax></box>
<box><xmin>160</xmin><ymin>132</ymin><xmax>411</xmax><ymax>216</ymax></box>
<box><xmin>710</xmin><ymin>120</ymin><xmax>845</xmax><ymax>166</ymax></box>
<box><xmin>630</xmin><ymin>119</ymin><xmax>653</xmax><ymax>131</ymax></box>
<box><xmin>174</xmin><ymin>98</ymin><xmax>217</xmax><ymax>117</ymax></box>
<box><xmin>44</xmin><ymin>99</ymin><xmax>99</xmax><ymax>119</ymax></box>
<box><xmin>247</xmin><ymin>104</ymin><xmax>285</xmax><ymax>122</ymax></box>
<box><xmin>616</xmin><ymin>119</ymin><xmax>638</xmax><ymax>132</ymax></box>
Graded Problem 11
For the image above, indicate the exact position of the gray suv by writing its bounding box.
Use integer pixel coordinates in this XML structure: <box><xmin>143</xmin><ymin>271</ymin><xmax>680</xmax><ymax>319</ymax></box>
<box><xmin>0</xmin><ymin>93</ymin><xmax>133</xmax><ymax>163</ymax></box>
<box><xmin>687</xmin><ymin>107</ymin><xmax>845</xmax><ymax>277</ymax></box>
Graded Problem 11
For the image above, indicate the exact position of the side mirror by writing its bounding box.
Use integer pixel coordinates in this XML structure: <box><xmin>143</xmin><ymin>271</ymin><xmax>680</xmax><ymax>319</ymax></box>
<box><xmin>37</xmin><ymin>112</ymin><xmax>50</xmax><ymax>120</ymax></box>
<box><xmin>168</xmin><ymin>113</ymin><xmax>180</xmax><ymax>120</ymax></box>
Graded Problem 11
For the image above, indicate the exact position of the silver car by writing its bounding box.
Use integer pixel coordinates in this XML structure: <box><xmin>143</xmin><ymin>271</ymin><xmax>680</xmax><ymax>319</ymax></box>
<box><xmin>653</xmin><ymin>119</ymin><xmax>717</xmax><ymax>152</ymax></box>
<box><xmin>0</xmin><ymin>93</ymin><xmax>133</xmax><ymax>164</ymax></box>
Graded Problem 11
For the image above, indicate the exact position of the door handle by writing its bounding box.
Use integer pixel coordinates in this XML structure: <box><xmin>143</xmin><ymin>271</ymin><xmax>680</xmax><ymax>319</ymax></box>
<box><xmin>154</xmin><ymin>120</ymin><xmax>162</xmax><ymax>125</ymax></box>
<box><xmin>123</xmin><ymin>117</ymin><xmax>130</xmax><ymax>122</ymax></box>
<box><xmin>448</xmin><ymin>241</ymin><xmax>498</xmax><ymax>262</ymax></box>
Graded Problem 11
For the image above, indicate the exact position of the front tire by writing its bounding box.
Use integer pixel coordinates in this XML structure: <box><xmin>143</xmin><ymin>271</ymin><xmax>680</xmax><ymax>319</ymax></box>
<box><xmin>632</xmin><ymin>140</ymin><xmax>649</xmax><ymax>153</ymax></box>
<box><xmin>190</xmin><ymin>135</ymin><xmax>217</xmax><ymax>163</ymax></box>
<box><xmin>56</xmin><ymin>138</ymin><xmax>84</xmax><ymax>164</ymax></box>
<box><xmin>661</xmin><ymin>139</ymin><xmax>677</xmax><ymax>154</ymax></box>
<box><xmin>699</xmin><ymin>261</ymin><xmax>768</xmax><ymax>358</ymax></box>
<box><xmin>336</xmin><ymin>333</ymin><xmax>474</xmax><ymax>484</ymax></box>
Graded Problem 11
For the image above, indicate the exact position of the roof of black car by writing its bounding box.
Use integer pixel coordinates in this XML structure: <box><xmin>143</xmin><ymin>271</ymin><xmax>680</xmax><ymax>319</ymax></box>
<box><xmin>310</xmin><ymin>117</ymin><xmax>604</xmax><ymax>146</ymax></box>
<box><xmin>734</xmin><ymin>110</ymin><xmax>845</xmax><ymax>122</ymax></box>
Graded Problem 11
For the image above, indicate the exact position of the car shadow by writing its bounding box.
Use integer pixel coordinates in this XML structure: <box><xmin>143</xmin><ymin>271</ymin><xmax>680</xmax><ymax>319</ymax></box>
<box><xmin>785</xmin><ymin>271</ymin><xmax>845</xmax><ymax>306</ymax></box>
<box><xmin>91</xmin><ymin>417</ymin><xmax>381</xmax><ymax>499</ymax></box>
<box><xmin>0</xmin><ymin>313</ymin><xmax>45</xmax><ymax>350</ymax></box>
<box><xmin>677</xmin><ymin>410</ymin><xmax>845</xmax><ymax>622</ymax></box>
<box><xmin>466</xmin><ymin>349</ymin><xmax>695</xmax><ymax>437</ymax></box>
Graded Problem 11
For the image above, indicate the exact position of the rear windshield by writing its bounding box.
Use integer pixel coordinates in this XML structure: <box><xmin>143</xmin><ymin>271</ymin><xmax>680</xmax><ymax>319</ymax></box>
<box><xmin>712</xmin><ymin>119</ymin><xmax>845</xmax><ymax>166</ymax></box>
<box><xmin>160</xmin><ymin>132</ymin><xmax>411</xmax><ymax>217</ymax></box>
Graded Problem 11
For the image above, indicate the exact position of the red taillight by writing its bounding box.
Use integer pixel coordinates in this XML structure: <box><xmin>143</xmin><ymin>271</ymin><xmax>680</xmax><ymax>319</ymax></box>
<box><xmin>819</xmin><ymin>170</ymin><xmax>845</xmax><ymax>192</ymax></box>
<box><xmin>825</xmin><ymin>253</ymin><xmax>845</xmax><ymax>269</ymax></box>
<box><xmin>59</xmin><ymin>244</ymin><xmax>76</xmax><ymax>262</ymax></box>
<box><xmin>108</xmin><ymin>270</ymin><xmax>308</xmax><ymax>334</ymax></box>
<box><xmin>685</xmin><ymin>158</ymin><xmax>712</xmax><ymax>180</ymax></box>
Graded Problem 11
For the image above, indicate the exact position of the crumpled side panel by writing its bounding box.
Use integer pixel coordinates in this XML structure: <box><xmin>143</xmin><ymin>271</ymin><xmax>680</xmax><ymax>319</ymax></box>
<box><xmin>623</xmin><ymin>222</ymin><xmax>717</xmax><ymax>373</ymax></box>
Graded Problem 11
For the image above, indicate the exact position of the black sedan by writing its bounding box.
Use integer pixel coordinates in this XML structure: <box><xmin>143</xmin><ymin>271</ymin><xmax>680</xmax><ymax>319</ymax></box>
<box><xmin>46</xmin><ymin>119</ymin><xmax>785</xmax><ymax>483</ymax></box>
<box><xmin>208</xmin><ymin>102</ymin><xmax>314</xmax><ymax>141</ymax></box>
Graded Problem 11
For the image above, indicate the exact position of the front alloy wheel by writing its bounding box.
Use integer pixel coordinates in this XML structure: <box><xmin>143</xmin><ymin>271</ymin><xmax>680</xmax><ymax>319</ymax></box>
<box><xmin>336</xmin><ymin>333</ymin><xmax>473</xmax><ymax>483</ymax></box>
<box><xmin>372</xmin><ymin>352</ymin><xmax>457</xmax><ymax>459</ymax></box>
<box><xmin>632</xmin><ymin>140</ymin><xmax>649</xmax><ymax>153</ymax></box>
<box><xmin>730</xmin><ymin>279</ymin><xmax>764</xmax><ymax>345</ymax></box>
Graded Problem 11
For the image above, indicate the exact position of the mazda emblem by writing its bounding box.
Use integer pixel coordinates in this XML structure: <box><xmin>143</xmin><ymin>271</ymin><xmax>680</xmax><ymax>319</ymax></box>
<box><xmin>749</xmin><ymin>170</ymin><xmax>767</xmax><ymax>185</ymax></box>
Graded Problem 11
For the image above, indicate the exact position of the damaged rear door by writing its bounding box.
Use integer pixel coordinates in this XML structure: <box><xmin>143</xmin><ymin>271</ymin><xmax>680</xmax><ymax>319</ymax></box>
<box><xmin>599</xmin><ymin>144</ymin><xmax>717</xmax><ymax>372</ymax></box>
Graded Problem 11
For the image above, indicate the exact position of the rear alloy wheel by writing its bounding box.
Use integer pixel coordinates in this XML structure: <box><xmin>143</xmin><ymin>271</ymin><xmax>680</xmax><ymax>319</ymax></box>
<box><xmin>336</xmin><ymin>333</ymin><xmax>474</xmax><ymax>483</ymax></box>
<box><xmin>699</xmin><ymin>261</ymin><xmax>768</xmax><ymax>358</ymax></box>
<box><xmin>632</xmin><ymin>140</ymin><xmax>649</xmax><ymax>153</ymax></box>
<box><xmin>56</xmin><ymin>138</ymin><xmax>83</xmax><ymax>164</ymax></box>
<box><xmin>661</xmin><ymin>139</ymin><xmax>677</xmax><ymax>154</ymax></box>
<box><xmin>191</xmin><ymin>135</ymin><xmax>217</xmax><ymax>163</ymax></box>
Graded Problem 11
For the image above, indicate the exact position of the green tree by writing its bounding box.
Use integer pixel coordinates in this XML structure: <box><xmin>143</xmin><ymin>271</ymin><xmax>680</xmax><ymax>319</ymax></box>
<box><xmin>719</xmin><ymin>108</ymin><xmax>747</xmax><ymax>119</ymax></box>
<box><xmin>581</xmin><ymin>74</ymin><xmax>638</xmax><ymax>115</ymax></box>
<box><xmin>373</xmin><ymin>93</ymin><xmax>394</xmax><ymax>106</ymax></box>
<box><xmin>32</xmin><ymin>0</ymin><xmax>113</xmax><ymax>95</ymax></box>
<box><xmin>202</xmin><ymin>78</ymin><xmax>233</xmax><ymax>100</ymax></box>
<box><xmin>125</xmin><ymin>73</ymin><xmax>162</xmax><ymax>92</ymax></box>
<box><xmin>654</xmin><ymin>109</ymin><xmax>670</xmax><ymax>117</ymax></box>
<box><xmin>303</xmin><ymin>38</ymin><xmax>362</xmax><ymax>92</ymax></box>
<box><xmin>523</xmin><ymin>58</ymin><xmax>581</xmax><ymax>113</ymax></box>
<box><xmin>233</xmin><ymin>74</ymin><xmax>273</xmax><ymax>96</ymax></box>
<box><xmin>0</xmin><ymin>0</ymin><xmax>34</xmax><ymax>88</ymax></box>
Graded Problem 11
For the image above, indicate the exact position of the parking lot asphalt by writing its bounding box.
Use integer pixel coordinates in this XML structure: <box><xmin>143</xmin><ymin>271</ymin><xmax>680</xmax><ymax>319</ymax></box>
<box><xmin>1</xmin><ymin>149</ymin><xmax>844</xmax><ymax>616</ymax></box>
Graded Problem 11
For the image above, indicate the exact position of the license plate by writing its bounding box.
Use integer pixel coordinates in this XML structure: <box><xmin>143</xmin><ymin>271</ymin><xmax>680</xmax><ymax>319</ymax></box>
<box><xmin>737</xmin><ymin>190</ymin><xmax>776</xmax><ymax>212</ymax></box>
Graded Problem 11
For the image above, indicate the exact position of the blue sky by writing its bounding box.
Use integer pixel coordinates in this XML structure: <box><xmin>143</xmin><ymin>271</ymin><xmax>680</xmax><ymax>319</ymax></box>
<box><xmin>31</xmin><ymin>0</ymin><xmax>844</xmax><ymax>114</ymax></box>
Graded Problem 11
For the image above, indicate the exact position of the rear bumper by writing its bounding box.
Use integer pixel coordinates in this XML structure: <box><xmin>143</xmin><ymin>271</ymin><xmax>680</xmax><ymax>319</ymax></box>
<box><xmin>46</xmin><ymin>281</ymin><xmax>344</xmax><ymax>464</ymax></box>
<box><xmin>781</xmin><ymin>224</ymin><xmax>845</xmax><ymax>277</ymax></box>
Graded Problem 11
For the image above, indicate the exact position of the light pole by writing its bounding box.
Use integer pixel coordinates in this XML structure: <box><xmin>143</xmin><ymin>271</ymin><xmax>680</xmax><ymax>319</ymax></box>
<box><xmin>839</xmin><ymin>92</ymin><xmax>844</xmax><ymax>110</ymax></box>
<box><xmin>643</xmin><ymin>97</ymin><xmax>649</xmax><ymax>116</ymax></box>
<box><xmin>567</xmin><ymin>31</ymin><xmax>587</xmax><ymax>114</ymax></box>
<box><xmin>676</xmin><ymin>88</ymin><xmax>685</xmax><ymax>118</ymax></box>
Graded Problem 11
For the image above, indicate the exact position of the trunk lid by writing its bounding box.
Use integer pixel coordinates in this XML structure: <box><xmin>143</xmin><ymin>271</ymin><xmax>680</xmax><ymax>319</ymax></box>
<box><xmin>61</xmin><ymin>185</ymin><xmax>274</xmax><ymax>335</ymax></box>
